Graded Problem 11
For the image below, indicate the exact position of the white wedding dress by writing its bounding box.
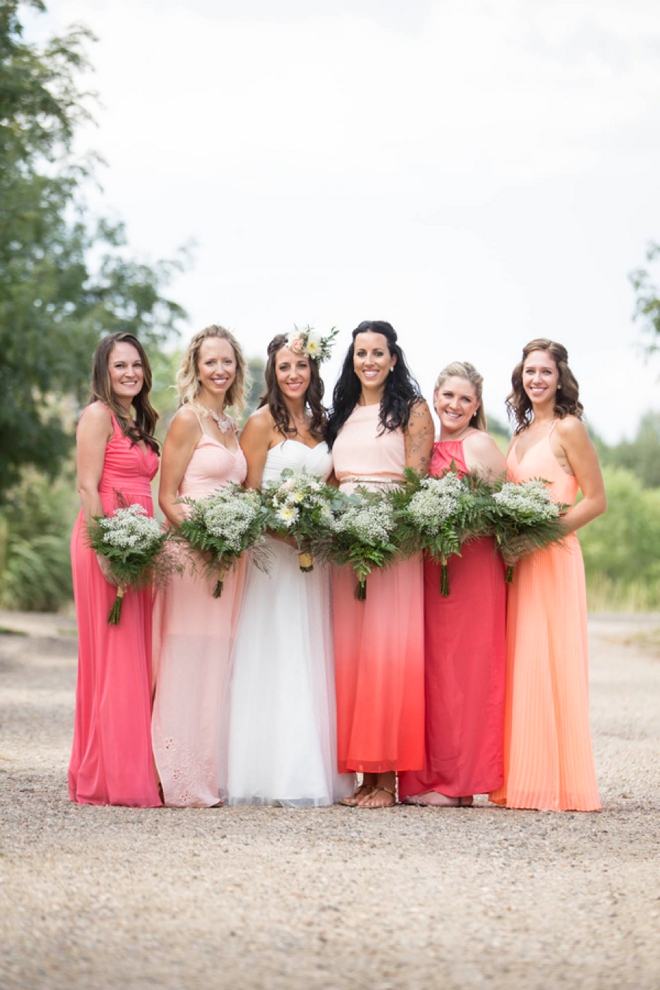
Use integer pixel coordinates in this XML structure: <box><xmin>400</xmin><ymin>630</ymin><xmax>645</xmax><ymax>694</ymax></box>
<box><xmin>226</xmin><ymin>440</ymin><xmax>354</xmax><ymax>807</ymax></box>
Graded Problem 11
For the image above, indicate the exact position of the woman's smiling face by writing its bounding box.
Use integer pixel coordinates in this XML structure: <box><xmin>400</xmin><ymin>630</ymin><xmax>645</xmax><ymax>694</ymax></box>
<box><xmin>353</xmin><ymin>331</ymin><xmax>396</xmax><ymax>396</ymax></box>
<box><xmin>522</xmin><ymin>349</ymin><xmax>560</xmax><ymax>409</ymax></box>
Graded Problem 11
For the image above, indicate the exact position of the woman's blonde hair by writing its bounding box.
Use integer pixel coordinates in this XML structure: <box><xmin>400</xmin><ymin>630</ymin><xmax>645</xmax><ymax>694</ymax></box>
<box><xmin>434</xmin><ymin>361</ymin><xmax>487</xmax><ymax>431</ymax></box>
<box><xmin>176</xmin><ymin>324</ymin><xmax>249</xmax><ymax>415</ymax></box>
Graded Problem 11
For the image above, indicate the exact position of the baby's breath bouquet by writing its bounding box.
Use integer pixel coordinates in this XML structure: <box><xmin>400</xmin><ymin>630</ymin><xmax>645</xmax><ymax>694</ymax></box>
<box><xmin>391</xmin><ymin>467</ymin><xmax>492</xmax><ymax>595</ymax></box>
<box><xmin>320</xmin><ymin>488</ymin><xmax>398</xmax><ymax>600</ymax></box>
<box><xmin>179</xmin><ymin>484</ymin><xmax>269</xmax><ymax>596</ymax></box>
<box><xmin>487</xmin><ymin>478</ymin><xmax>566</xmax><ymax>582</ymax></box>
<box><xmin>261</xmin><ymin>468</ymin><xmax>342</xmax><ymax>572</ymax></box>
<box><xmin>87</xmin><ymin>503</ymin><xmax>172</xmax><ymax>625</ymax></box>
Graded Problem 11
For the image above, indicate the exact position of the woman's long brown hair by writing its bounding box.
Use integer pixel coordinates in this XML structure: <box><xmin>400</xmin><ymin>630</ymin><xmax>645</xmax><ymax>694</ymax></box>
<box><xmin>89</xmin><ymin>332</ymin><xmax>160</xmax><ymax>453</ymax></box>
<box><xmin>258</xmin><ymin>334</ymin><xmax>326</xmax><ymax>440</ymax></box>
<box><xmin>506</xmin><ymin>338</ymin><xmax>583</xmax><ymax>435</ymax></box>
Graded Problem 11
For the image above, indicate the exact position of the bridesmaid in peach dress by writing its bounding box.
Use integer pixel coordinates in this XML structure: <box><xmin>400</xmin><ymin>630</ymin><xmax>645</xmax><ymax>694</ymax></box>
<box><xmin>69</xmin><ymin>333</ymin><xmax>162</xmax><ymax>807</ymax></box>
<box><xmin>327</xmin><ymin>321</ymin><xmax>434</xmax><ymax>808</ymax></box>
<box><xmin>490</xmin><ymin>339</ymin><xmax>606</xmax><ymax>812</ymax></box>
<box><xmin>151</xmin><ymin>325</ymin><xmax>248</xmax><ymax>807</ymax></box>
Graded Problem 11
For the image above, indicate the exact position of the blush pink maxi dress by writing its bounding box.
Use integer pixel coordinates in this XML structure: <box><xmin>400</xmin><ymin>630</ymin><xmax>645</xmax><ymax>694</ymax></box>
<box><xmin>151</xmin><ymin>413</ymin><xmax>247</xmax><ymax>807</ymax></box>
<box><xmin>69</xmin><ymin>405</ymin><xmax>162</xmax><ymax>807</ymax></box>
<box><xmin>332</xmin><ymin>403</ymin><xmax>425</xmax><ymax>774</ymax></box>
<box><xmin>398</xmin><ymin>438</ymin><xmax>506</xmax><ymax>801</ymax></box>
<box><xmin>490</xmin><ymin>422</ymin><xmax>601</xmax><ymax>811</ymax></box>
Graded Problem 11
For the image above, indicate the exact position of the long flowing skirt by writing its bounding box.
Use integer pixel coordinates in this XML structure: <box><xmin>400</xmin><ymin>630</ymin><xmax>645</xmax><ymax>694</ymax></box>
<box><xmin>226</xmin><ymin>538</ymin><xmax>353</xmax><ymax>807</ymax></box>
<box><xmin>489</xmin><ymin>536</ymin><xmax>600</xmax><ymax>811</ymax></box>
<box><xmin>152</xmin><ymin>557</ymin><xmax>245</xmax><ymax>807</ymax></box>
<box><xmin>399</xmin><ymin>539</ymin><xmax>506</xmax><ymax>800</ymax></box>
<box><xmin>68</xmin><ymin>507</ymin><xmax>161</xmax><ymax>807</ymax></box>
<box><xmin>334</xmin><ymin>556</ymin><xmax>425</xmax><ymax>774</ymax></box>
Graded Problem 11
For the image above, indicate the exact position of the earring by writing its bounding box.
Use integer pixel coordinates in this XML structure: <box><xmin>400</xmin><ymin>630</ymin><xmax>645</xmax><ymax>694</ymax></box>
<box><xmin>389</xmin><ymin>366</ymin><xmax>394</xmax><ymax>373</ymax></box>
<box><xmin>557</xmin><ymin>384</ymin><xmax>561</xmax><ymax>390</ymax></box>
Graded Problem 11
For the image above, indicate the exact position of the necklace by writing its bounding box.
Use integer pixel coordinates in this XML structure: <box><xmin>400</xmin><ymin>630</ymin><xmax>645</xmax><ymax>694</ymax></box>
<box><xmin>207</xmin><ymin>407</ymin><xmax>232</xmax><ymax>433</ymax></box>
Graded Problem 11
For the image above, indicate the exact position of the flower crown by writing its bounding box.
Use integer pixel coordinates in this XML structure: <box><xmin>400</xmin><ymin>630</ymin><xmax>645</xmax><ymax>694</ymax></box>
<box><xmin>285</xmin><ymin>325</ymin><xmax>339</xmax><ymax>365</ymax></box>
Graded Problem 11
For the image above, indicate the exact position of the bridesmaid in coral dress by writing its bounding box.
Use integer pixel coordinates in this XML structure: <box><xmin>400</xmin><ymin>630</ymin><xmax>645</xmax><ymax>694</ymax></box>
<box><xmin>327</xmin><ymin>320</ymin><xmax>434</xmax><ymax>808</ymax></box>
<box><xmin>152</xmin><ymin>325</ymin><xmax>248</xmax><ymax>807</ymax></box>
<box><xmin>490</xmin><ymin>339</ymin><xmax>606</xmax><ymax>812</ymax></box>
<box><xmin>399</xmin><ymin>361</ymin><xmax>507</xmax><ymax>808</ymax></box>
<box><xmin>69</xmin><ymin>332</ymin><xmax>162</xmax><ymax>807</ymax></box>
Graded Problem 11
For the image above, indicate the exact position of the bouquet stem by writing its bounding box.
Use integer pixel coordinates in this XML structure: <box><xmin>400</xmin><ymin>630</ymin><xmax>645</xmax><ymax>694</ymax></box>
<box><xmin>298</xmin><ymin>551</ymin><xmax>313</xmax><ymax>573</ymax></box>
<box><xmin>213</xmin><ymin>567</ymin><xmax>228</xmax><ymax>598</ymax></box>
<box><xmin>107</xmin><ymin>587</ymin><xmax>125</xmax><ymax>625</ymax></box>
<box><xmin>354</xmin><ymin>577</ymin><xmax>367</xmax><ymax>601</ymax></box>
<box><xmin>505</xmin><ymin>565</ymin><xmax>514</xmax><ymax>584</ymax></box>
<box><xmin>440</xmin><ymin>559</ymin><xmax>450</xmax><ymax>597</ymax></box>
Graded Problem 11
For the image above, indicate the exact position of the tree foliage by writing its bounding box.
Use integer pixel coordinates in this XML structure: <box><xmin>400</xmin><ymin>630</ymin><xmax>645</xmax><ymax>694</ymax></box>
<box><xmin>0</xmin><ymin>0</ymin><xmax>187</xmax><ymax>495</ymax></box>
<box><xmin>630</xmin><ymin>241</ymin><xmax>660</xmax><ymax>353</ymax></box>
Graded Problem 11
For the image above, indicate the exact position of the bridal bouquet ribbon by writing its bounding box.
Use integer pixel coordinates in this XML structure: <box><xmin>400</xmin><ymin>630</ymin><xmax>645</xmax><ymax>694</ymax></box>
<box><xmin>390</xmin><ymin>467</ymin><xmax>492</xmax><ymax>596</ymax></box>
<box><xmin>87</xmin><ymin>503</ymin><xmax>174</xmax><ymax>624</ymax></box>
<box><xmin>486</xmin><ymin>478</ymin><xmax>566</xmax><ymax>583</ymax></box>
<box><xmin>261</xmin><ymin>468</ymin><xmax>341</xmax><ymax>572</ymax></box>
<box><xmin>178</xmin><ymin>485</ymin><xmax>269</xmax><ymax>596</ymax></box>
<box><xmin>322</xmin><ymin>488</ymin><xmax>398</xmax><ymax>600</ymax></box>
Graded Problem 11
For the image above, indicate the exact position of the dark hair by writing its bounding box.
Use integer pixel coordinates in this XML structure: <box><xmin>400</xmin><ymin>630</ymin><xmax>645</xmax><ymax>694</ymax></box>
<box><xmin>326</xmin><ymin>320</ymin><xmax>422</xmax><ymax>448</ymax></box>
<box><xmin>89</xmin><ymin>332</ymin><xmax>160</xmax><ymax>453</ymax></box>
<box><xmin>507</xmin><ymin>338</ymin><xmax>584</xmax><ymax>434</ymax></box>
<box><xmin>258</xmin><ymin>334</ymin><xmax>326</xmax><ymax>440</ymax></box>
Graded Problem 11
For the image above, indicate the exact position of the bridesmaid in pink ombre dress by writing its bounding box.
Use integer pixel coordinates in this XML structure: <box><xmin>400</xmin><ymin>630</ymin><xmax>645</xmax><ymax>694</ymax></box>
<box><xmin>69</xmin><ymin>333</ymin><xmax>162</xmax><ymax>807</ymax></box>
<box><xmin>327</xmin><ymin>320</ymin><xmax>434</xmax><ymax>809</ymax></box>
<box><xmin>152</xmin><ymin>325</ymin><xmax>248</xmax><ymax>807</ymax></box>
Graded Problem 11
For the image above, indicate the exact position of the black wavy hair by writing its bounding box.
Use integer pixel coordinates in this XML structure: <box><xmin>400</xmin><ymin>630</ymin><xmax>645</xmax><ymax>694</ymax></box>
<box><xmin>326</xmin><ymin>321</ymin><xmax>422</xmax><ymax>448</ymax></box>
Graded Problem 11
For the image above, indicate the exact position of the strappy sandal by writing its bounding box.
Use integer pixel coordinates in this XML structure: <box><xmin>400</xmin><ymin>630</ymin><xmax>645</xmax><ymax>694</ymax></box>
<box><xmin>358</xmin><ymin>785</ymin><xmax>396</xmax><ymax>809</ymax></box>
<box><xmin>339</xmin><ymin>784</ymin><xmax>374</xmax><ymax>807</ymax></box>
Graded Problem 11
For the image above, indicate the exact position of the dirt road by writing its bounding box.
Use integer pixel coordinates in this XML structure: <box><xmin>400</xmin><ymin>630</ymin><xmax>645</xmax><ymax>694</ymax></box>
<box><xmin>0</xmin><ymin>610</ymin><xmax>659</xmax><ymax>990</ymax></box>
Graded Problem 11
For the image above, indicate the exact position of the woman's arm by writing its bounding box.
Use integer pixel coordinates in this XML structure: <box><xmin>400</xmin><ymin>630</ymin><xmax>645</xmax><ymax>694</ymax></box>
<box><xmin>76</xmin><ymin>403</ymin><xmax>116</xmax><ymax>584</ymax></box>
<box><xmin>240</xmin><ymin>408</ymin><xmax>275</xmax><ymax>490</ymax></box>
<box><xmin>554</xmin><ymin>417</ymin><xmax>607</xmax><ymax>534</ymax></box>
<box><xmin>158</xmin><ymin>407</ymin><xmax>202</xmax><ymax>526</ymax></box>
<box><xmin>404</xmin><ymin>399</ymin><xmax>434</xmax><ymax>476</ymax></box>
<box><xmin>462</xmin><ymin>431</ymin><xmax>507</xmax><ymax>481</ymax></box>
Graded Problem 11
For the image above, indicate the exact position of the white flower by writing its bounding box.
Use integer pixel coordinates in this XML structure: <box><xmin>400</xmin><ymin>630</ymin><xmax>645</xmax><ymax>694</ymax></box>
<box><xmin>277</xmin><ymin>505</ymin><xmax>299</xmax><ymax>526</ymax></box>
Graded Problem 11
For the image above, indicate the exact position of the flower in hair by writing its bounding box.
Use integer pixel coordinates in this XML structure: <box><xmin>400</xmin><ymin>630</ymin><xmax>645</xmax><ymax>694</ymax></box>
<box><xmin>286</xmin><ymin>325</ymin><xmax>339</xmax><ymax>365</ymax></box>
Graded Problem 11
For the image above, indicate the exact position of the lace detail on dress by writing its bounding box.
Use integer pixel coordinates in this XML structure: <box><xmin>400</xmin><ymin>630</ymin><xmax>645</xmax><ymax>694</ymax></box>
<box><xmin>155</xmin><ymin>733</ymin><xmax>222</xmax><ymax>808</ymax></box>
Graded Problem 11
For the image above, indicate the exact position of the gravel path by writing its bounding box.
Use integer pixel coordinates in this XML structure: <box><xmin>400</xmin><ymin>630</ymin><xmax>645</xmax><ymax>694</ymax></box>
<box><xmin>0</xmin><ymin>610</ymin><xmax>659</xmax><ymax>990</ymax></box>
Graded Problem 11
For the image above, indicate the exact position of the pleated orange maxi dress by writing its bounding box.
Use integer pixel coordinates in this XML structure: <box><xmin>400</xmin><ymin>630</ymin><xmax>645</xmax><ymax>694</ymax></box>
<box><xmin>333</xmin><ymin>403</ymin><xmax>425</xmax><ymax>774</ymax></box>
<box><xmin>69</xmin><ymin>406</ymin><xmax>162</xmax><ymax>807</ymax></box>
<box><xmin>489</xmin><ymin>423</ymin><xmax>601</xmax><ymax>812</ymax></box>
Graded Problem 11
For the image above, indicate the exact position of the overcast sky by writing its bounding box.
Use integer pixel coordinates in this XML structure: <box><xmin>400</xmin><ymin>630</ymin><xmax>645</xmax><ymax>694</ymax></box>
<box><xmin>27</xmin><ymin>0</ymin><xmax>660</xmax><ymax>441</ymax></box>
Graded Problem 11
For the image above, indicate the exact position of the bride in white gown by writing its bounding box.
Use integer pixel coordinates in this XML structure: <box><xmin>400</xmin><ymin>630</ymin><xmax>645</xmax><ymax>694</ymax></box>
<box><xmin>226</xmin><ymin>331</ymin><xmax>353</xmax><ymax>807</ymax></box>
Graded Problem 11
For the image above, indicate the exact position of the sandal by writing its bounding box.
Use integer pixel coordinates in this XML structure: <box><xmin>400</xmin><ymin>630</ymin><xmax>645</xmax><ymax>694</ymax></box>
<box><xmin>339</xmin><ymin>784</ymin><xmax>374</xmax><ymax>807</ymax></box>
<box><xmin>358</xmin><ymin>785</ymin><xmax>396</xmax><ymax>809</ymax></box>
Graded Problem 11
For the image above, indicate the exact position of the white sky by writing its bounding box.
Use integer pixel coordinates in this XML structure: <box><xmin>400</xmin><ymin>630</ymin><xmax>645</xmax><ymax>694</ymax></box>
<box><xmin>26</xmin><ymin>0</ymin><xmax>660</xmax><ymax>441</ymax></box>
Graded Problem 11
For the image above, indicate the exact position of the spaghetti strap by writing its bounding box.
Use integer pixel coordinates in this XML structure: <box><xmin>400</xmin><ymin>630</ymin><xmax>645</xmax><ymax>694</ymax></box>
<box><xmin>548</xmin><ymin>420</ymin><xmax>559</xmax><ymax>438</ymax></box>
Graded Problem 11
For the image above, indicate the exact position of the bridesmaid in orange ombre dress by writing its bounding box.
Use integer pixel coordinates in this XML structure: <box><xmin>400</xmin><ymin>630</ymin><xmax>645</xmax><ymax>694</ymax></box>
<box><xmin>327</xmin><ymin>321</ymin><xmax>434</xmax><ymax>808</ymax></box>
<box><xmin>490</xmin><ymin>339</ymin><xmax>606</xmax><ymax>812</ymax></box>
<box><xmin>69</xmin><ymin>333</ymin><xmax>162</xmax><ymax>807</ymax></box>
<box><xmin>152</xmin><ymin>326</ymin><xmax>248</xmax><ymax>807</ymax></box>
<box><xmin>399</xmin><ymin>362</ymin><xmax>507</xmax><ymax>808</ymax></box>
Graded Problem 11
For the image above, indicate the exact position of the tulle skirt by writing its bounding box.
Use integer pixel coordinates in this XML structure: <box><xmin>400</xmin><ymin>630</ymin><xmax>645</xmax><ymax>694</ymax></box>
<box><xmin>226</xmin><ymin>538</ymin><xmax>353</xmax><ymax>807</ymax></box>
